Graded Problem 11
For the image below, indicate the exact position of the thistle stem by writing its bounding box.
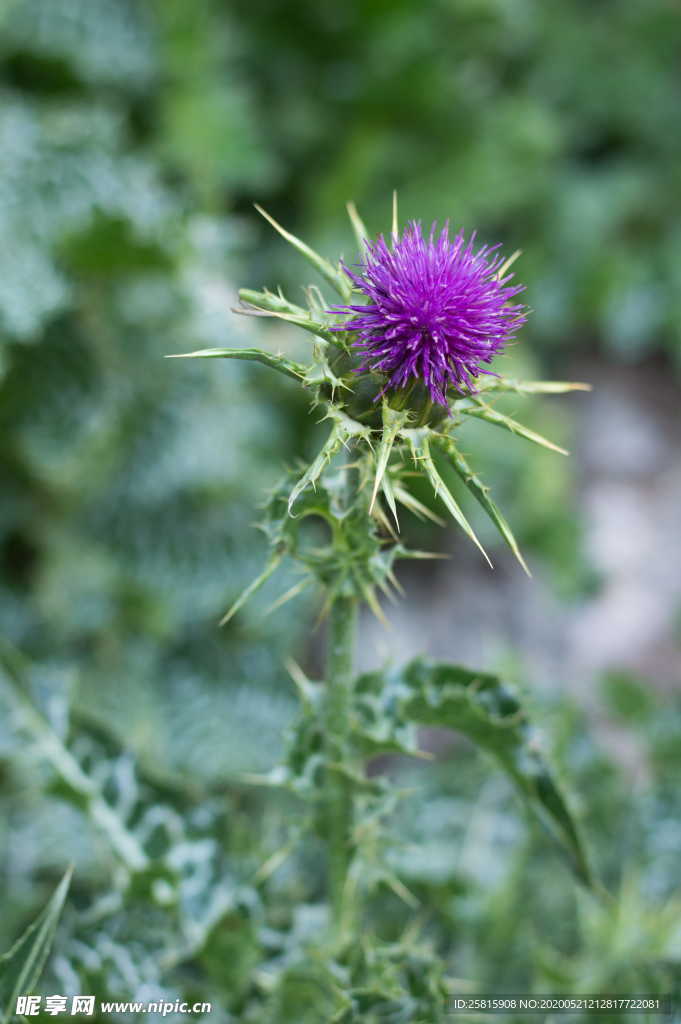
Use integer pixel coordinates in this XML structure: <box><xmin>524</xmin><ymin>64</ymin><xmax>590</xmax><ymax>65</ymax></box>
<box><xmin>324</xmin><ymin>591</ymin><xmax>358</xmax><ymax>937</ymax></box>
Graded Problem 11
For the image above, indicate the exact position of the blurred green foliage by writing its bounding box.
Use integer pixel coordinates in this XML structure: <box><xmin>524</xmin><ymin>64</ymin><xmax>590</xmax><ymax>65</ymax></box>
<box><xmin>3</xmin><ymin>632</ymin><xmax>681</xmax><ymax>1021</ymax></box>
<box><xmin>230</xmin><ymin>0</ymin><xmax>681</xmax><ymax>363</ymax></box>
<box><xmin>0</xmin><ymin>0</ymin><xmax>312</xmax><ymax>777</ymax></box>
<box><xmin>1</xmin><ymin>0</ymin><xmax>680</xmax><ymax>1021</ymax></box>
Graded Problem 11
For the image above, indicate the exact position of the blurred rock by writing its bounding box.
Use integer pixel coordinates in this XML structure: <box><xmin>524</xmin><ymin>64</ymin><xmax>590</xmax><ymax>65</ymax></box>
<box><xmin>359</xmin><ymin>358</ymin><xmax>681</xmax><ymax>703</ymax></box>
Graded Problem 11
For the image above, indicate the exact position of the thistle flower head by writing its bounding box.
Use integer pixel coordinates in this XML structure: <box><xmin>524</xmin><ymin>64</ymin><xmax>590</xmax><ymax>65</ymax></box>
<box><xmin>176</xmin><ymin>201</ymin><xmax>590</xmax><ymax>597</ymax></box>
<box><xmin>332</xmin><ymin>221</ymin><xmax>527</xmax><ymax>406</ymax></box>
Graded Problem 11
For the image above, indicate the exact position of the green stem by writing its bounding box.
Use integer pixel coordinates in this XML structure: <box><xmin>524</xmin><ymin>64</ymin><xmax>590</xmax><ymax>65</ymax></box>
<box><xmin>324</xmin><ymin>591</ymin><xmax>358</xmax><ymax>937</ymax></box>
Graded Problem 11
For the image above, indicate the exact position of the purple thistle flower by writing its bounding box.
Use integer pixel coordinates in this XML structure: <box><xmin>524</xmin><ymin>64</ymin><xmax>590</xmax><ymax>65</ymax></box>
<box><xmin>330</xmin><ymin>221</ymin><xmax>527</xmax><ymax>407</ymax></box>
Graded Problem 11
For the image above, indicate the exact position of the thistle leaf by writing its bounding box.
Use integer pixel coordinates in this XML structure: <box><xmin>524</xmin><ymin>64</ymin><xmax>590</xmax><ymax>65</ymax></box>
<box><xmin>220</xmin><ymin>553</ymin><xmax>284</xmax><ymax>626</ymax></box>
<box><xmin>396</xmin><ymin>548</ymin><xmax>450</xmax><ymax>561</ymax></box>
<box><xmin>380</xmin><ymin>474</ymin><xmax>400</xmax><ymax>529</ymax></box>
<box><xmin>382</xmin><ymin>872</ymin><xmax>420</xmax><ymax>909</ymax></box>
<box><xmin>238</xmin><ymin>288</ymin><xmax>308</xmax><ymax>318</ymax></box>
<box><xmin>303</xmin><ymin>359</ymin><xmax>351</xmax><ymax>396</ymax></box>
<box><xmin>236</xmin><ymin>306</ymin><xmax>345</xmax><ymax>349</ymax></box>
<box><xmin>284</xmin><ymin>658</ymin><xmax>319</xmax><ymax>708</ymax></box>
<box><xmin>436</xmin><ymin>436</ymin><xmax>530</xmax><ymax>576</ymax></box>
<box><xmin>254</xmin><ymin>204</ymin><xmax>352</xmax><ymax>299</ymax></box>
<box><xmin>404</xmin><ymin>659</ymin><xmax>594</xmax><ymax>887</ymax></box>
<box><xmin>167</xmin><ymin>347</ymin><xmax>306</xmax><ymax>382</ymax></box>
<box><xmin>402</xmin><ymin>429</ymin><xmax>492</xmax><ymax>568</ymax></box>
<box><xmin>263</xmin><ymin>576</ymin><xmax>313</xmax><ymax>617</ymax></box>
<box><xmin>391</xmin><ymin>190</ymin><xmax>399</xmax><ymax>240</ymax></box>
<box><xmin>287</xmin><ymin>409</ymin><xmax>371</xmax><ymax>513</ymax></box>
<box><xmin>356</xmin><ymin>658</ymin><xmax>595</xmax><ymax>889</ymax></box>
<box><xmin>392</xmin><ymin>484</ymin><xmax>445</xmax><ymax>527</ymax></box>
<box><xmin>304</xmin><ymin>284</ymin><xmax>331</xmax><ymax>320</ymax></box>
<box><xmin>370</xmin><ymin>402</ymin><xmax>410</xmax><ymax>515</ymax></box>
<box><xmin>357</xmin><ymin>577</ymin><xmax>389</xmax><ymax>627</ymax></box>
<box><xmin>476</xmin><ymin>378</ymin><xmax>592</xmax><ymax>395</ymax></box>
<box><xmin>0</xmin><ymin>643</ymin><xmax>149</xmax><ymax>872</ymax></box>
<box><xmin>371</xmin><ymin>493</ymin><xmax>398</xmax><ymax>539</ymax></box>
<box><xmin>0</xmin><ymin>867</ymin><xmax>73</xmax><ymax>1024</ymax></box>
<box><xmin>253</xmin><ymin>837</ymin><xmax>299</xmax><ymax>885</ymax></box>
<box><xmin>346</xmin><ymin>201</ymin><xmax>369</xmax><ymax>250</ymax></box>
<box><xmin>458</xmin><ymin>399</ymin><xmax>568</xmax><ymax>455</ymax></box>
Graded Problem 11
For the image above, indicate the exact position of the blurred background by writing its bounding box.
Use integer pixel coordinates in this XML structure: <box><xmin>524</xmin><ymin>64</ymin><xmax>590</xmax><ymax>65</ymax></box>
<box><xmin>1</xmin><ymin>1</ymin><xmax>681</xmax><ymax>1020</ymax></box>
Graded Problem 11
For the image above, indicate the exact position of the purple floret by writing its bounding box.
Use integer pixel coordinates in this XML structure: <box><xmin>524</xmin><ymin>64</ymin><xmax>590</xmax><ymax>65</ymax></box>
<box><xmin>330</xmin><ymin>221</ymin><xmax>527</xmax><ymax>406</ymax></box>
